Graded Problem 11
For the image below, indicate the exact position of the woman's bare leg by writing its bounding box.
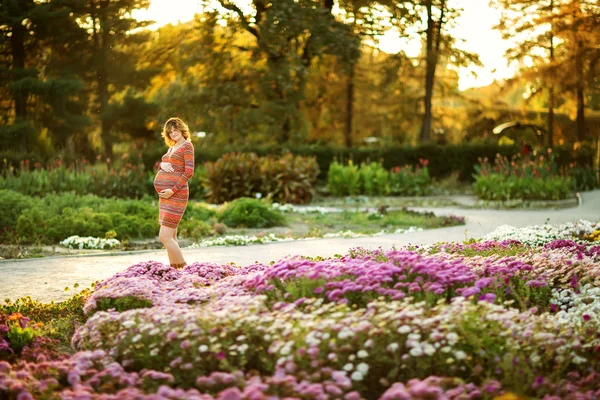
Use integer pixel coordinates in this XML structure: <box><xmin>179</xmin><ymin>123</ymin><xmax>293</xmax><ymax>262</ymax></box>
<box><xmin>172</xmin><ymin>227</ymin><xmax>178</xmax><ymax>243</ymax></box>
<box><xmin>159</xmin><ymin>225</ymin><xmax>186</xmax><ymax>266</ymax></box>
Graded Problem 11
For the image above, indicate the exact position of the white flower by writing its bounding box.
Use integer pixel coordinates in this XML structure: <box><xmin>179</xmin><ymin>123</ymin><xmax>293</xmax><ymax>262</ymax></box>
<box><xmin>398</xmin><ymin>325</ymin><xmax>411</xmax><ymax>334</ymax></box>
<box><xmin>446</xmin><ymin>332</ymin><xmax>459</xmax><ymax>345</ymax></box>
<box><xmin>351</xmin><ymin>371</ymin><xmax>363</xmax><ymax>381</ymax></box>
<box><xmin>343</xmin><ymin>363</ymin><xmax>354</xmax><ymax>371</ymax></box>
<box><xmin>357</xmin><ymin>350</ymin><xmax>368</xmax><ymax>358</ymax></box>
<box><xmin>387</xmin><ymin>343</ymin><xmax>399</xmax><ymax>352</ymax></box>
<box><xmin>454</xmin><ymin>350</ymin><xmax>467</xmax><ymax>360</ymax></box>
<box><xmin>357</xmin><ymin>363</ymin><xmax>369</xmax><ymax>374</ymax></box>
<box><xmin>198</xmin><ymin>345</ymin><xmax>208</xmax><ymax>353</ymax></box>
<box><xmin>409</xmin><ymin>347</ymin><xmax>423</xmax><ymax>357</ymax></box>
<box><xmin>423</xmin><ymin>344</ymin><xmax>436</xmax><ymax>356</ymax></box>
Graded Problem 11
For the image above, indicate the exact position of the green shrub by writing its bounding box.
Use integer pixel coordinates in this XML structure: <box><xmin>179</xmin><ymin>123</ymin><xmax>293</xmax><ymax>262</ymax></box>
<box><xmin>0</xmin><ymin>190</ymin><xmax>37</xmax><ymax>242</ymax></box>
<box><xmin>179</xmin><ymin>220</ymin><xmax>212</xmax><ymax>241</ymax></box>
<box><xmin>389</xmin><ymin>160</ymin><xmax>432</xmax><ymax>196</ymax></box>
<box><xmin>10</xmin><ymin>193</ymin><xmax>158</xmax><ymax>244</ymax></box>
<box><xmin>473</xmin><ymin>175</ymin><xmax>571</xmax><ymax>201</ymax></box>
<box><xmin>258</xmin><ymin>153</ymin><xmax>320</xmax><ymax>204</ymax></box>
<box><xmin>184</xmin><ymin>202</ymin><xmax>217</xmax><ymax>222</ymax></box>
<box><xmin>326</xmin><ymin>161</ymin><xmax>346</xmax><ymax>196</ymax></box>
<box><xmin>473</xmin><ymin>154</ymin><xmax>573</xmax><ymax>200</ymax></box>
<box><xmin>359</xmin><ymin>162</ymin><xmax>390</xmax><ymax>195</ymax></box>
<box><xmin>203</xmin><ymin>153</ymin><xmax>319</xmax><ymax>204</ymax></box>
<box><xmin>94</xmin><ymin>296</ymin><xmax>153</xmax><ymax>314</ymax></box>
<box><xmin>203</xmin><ymin>153</ymin><xmax>262</xmax><ymax>204</ymax></box>
<box><xmin>568</xmin><ymin>165</ymin><xmax>599</xmax><ymax>192</ymax></box>
<box><xmin>0</xmin><ymin>161</ymin><xmax>149</xmax><ymax>198</ymax></box>
<box><xmin>327</xmin><ymin>160</ymin><xmax>361</xmax><ymax>196</ymax></box>
<box><xmin>219</xmin><ymin>198</ymin><xmax>285</xmax><ymax>228</ymax></box>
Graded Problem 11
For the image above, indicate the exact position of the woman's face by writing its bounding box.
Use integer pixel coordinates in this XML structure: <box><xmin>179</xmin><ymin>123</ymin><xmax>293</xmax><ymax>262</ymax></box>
<box><xmin>169</xmin><ymin>129</ymin><xmax>183</xmax><ymax>143</ymax></box>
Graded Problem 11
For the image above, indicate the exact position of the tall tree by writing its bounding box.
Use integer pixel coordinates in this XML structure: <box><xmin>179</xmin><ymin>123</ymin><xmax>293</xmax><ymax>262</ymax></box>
<box><xmin>337</xmin><ymin>0</ymin><xmax>386</xmax><ymax>147</ymax></box>
<box><xmin>554</xmin><ymin>0</ymin><xmax>599</xmax><ymax>141</ymax></box>
<box><xmin>212</xmin><ymin>0</ymin><xmax>360</xmax><ymax>143</ymax></box>
<box><xmin>492</xmin><ymin>0</ymin><xmax>562</xmax><ymax>147</ymax></box>
<box><xmin>73</xmin><ymin>0</ymin><xmax>154</xmax><ymax>156</ymax></box>
<box><xmin>0</xmin><ymin>0</ymin><xmax>91</xmax><ymax>153</ymax></box>
<box><xmin>382</xmin><ymin>0</ymin><xmax>476</xmax><ymax>142</ymax></box>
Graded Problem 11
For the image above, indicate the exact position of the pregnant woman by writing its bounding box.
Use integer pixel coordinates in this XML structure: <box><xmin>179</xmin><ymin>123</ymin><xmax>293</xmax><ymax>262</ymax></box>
<box><xmin>154</xmin><ymin>117</ymin><xmax>194</xmax><ymax>269</ymax></box>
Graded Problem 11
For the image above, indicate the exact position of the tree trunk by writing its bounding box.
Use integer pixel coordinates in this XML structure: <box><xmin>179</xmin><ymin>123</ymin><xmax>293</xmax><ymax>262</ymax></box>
<box><xmin>420</xmin><ymin>0</ymin><xmax>444</xmax><ymax>143</ymax></box>
<box><xmin>344</xmin><ymin>63</ymin><xmax>355</xmax><ymax>148</ymax></box>
<box><xmin>575</xmin><ymin>39</ymin><xmax>585</xmax><ymax>142</ymax></box>
<box><xmin>548</xmin><ymin>86</ymin><xmax>554</xmax><ymax>147</ymax></box>
<box><xmin>11</xmin><ymin>22</ymin><xmax>27</xmax><ymax>122</ymax></box>
<box><xmin>94</xmin><ymin>1</ymin><xmax>112</xmax><ymax>157</ymax></box>
<box><xmin>419</xmin><ymin>1</ymin><xmax>435</xmax><ymax>142</ymax></box>
<box><xmin>547</xmin><ymin>0</ymin><xmax>554</xmax><ymax>148</ymax></box>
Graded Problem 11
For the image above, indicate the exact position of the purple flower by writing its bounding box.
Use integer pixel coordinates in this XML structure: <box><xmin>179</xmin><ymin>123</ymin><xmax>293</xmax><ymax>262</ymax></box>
<box><xmin>461</xmin><ymin>286</ymin><xmax>481</xmax><ymax>297</ymax></box>
<box><xmin>478</xmin><ymin>293</ymin><xmax>496</xmax><ymax>303</ymax></box>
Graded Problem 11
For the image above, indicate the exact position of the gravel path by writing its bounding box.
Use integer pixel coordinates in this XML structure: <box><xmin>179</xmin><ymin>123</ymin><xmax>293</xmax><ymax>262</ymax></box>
<box><xmin>2</xmin><ymin>190</ymin><xmax>599</xmax><ymax>302</ymax></box>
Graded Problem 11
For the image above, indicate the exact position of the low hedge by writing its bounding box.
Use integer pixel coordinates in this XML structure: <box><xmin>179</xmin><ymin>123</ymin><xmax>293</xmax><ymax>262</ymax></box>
<box><xmin>149</xmin><ymin>142</ymin><xmax>595</xmax><ymax>182</ymax></box>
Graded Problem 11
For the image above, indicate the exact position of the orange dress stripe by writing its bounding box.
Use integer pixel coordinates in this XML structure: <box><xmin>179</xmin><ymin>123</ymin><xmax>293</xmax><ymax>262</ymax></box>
<box><xmin>153</xmin><ymin>141</ymin><xmax>195</xmax><ymax>228</ymax></box>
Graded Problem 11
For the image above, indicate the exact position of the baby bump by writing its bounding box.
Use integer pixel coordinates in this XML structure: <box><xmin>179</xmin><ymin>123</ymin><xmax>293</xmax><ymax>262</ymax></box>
<box><xmin>154</xmin><ymin>171</ymin><xmax>177</xmax><ymax>193</ymax></box>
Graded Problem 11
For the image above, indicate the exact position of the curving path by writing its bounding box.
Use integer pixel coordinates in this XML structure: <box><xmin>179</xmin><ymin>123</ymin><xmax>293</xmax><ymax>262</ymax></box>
<box><xmin>1</xmin><ymin>191</ymin><xmax>599</xmax><ymax>302</ymax></box>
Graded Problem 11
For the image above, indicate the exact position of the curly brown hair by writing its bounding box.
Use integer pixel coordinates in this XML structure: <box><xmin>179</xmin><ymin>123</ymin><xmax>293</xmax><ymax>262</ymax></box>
<box><xmin>161</xmin><ymin>117</ymin><xmax>191</xmax><ymax>147</ymax></box>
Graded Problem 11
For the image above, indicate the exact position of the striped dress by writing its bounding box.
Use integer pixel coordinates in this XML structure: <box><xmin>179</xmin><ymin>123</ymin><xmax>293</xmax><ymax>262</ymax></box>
<box><xmin>154</xmin><ymin>141</ymin><xmax>195</xmax><ymax>228</ymax></box>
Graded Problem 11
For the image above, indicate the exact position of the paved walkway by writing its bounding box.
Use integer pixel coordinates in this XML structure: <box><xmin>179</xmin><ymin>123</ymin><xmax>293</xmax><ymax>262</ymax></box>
<box><xmin>2</xmin><ymin>191</ymin><xmax>599</xmax><ymax>302</ymax></box>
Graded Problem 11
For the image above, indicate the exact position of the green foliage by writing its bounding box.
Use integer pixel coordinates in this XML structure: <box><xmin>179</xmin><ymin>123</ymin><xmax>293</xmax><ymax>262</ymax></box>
<box><xmin>258</xmin><ymin>153</ymin><xmax>320</xmax><ymax>204</ymax></box>
<box><xmin>179</xmin><ymin>220</ymin><xmax>213</xmax><ymax>241</ymax></box>
<box><xmin>203</xmin><ymin>153</ymin><xmax>319</xmax><ymax>204</ymax></box>
<box><xmin>389</xmin><ymin>160</ymin><xmax>432</xmax><ymax>196</ymax></box>
<box><xmin>219</xmin><ymin>198</ymin><xmax>285</xmax><ymax>229</ymax></box>
<box><xmin>473</xmin><ymin>174</ymin><xmax>571</xmax><ymax>201</ymax></box>
<box><xmin>327</xmin><ymin>160</ymin><xmax>361</xmax><ymax>196</ymax></box>
<box><xmin>1</xmin><ymin>192</ymin><xmax>158</xmax><ymax>244</ymax></box>
<box><xmin>94</xmin><ymin>296</ymin><xmax>154</xmax><ymax>314</ymax></box>
<box><xmin>328</xmin><ymin>160</ymin><xmax>428</xmax><ymax>196</ymax></box>
<box><xmin>1</xmin><ymin>285</ymin><xmax>91</xmax><ymax>348</ymax></box>
<box><xmin>360</xmin><ymin>162</ymin><xmax>390</xmax><ymax>196</ymax></box>
<box><xmin>473</xmin><ymin>154</ymin><xmax>573</xmax><ymax>200</ymax></box>
<box><xmin>0</xmin><ymin>190</ymin><xmax>36</xmax><ymax>243</ymax></box>
<box><xmin>0</xmin><ymin>160</ymin><xmax>151</xmax><ymax>198</ymax></box>
<box><xmin>568</xmin><ymin>165</ymin><xmax>600</xmax><ymax>192</ymax></box>
<box><xmin>6</xmin><ymin>323</ymin><xmax>39</xmax><ymax>354</ymax></box>
<box><xmin>203</xmin><ymin>153</ymin><xmax>262</xmax><ymax>204</ymax></box>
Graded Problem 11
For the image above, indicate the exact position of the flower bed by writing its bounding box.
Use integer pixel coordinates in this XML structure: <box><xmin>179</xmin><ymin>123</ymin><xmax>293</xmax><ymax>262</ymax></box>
<box><xmin>60</xmin><ymin>235</ymin><xmax>121</xmax><ymax>250</ymax></box>
<box><xmin>2</xmin><ymin>220</ymin><xmax>600</xmax><ymax>399</ymax></box>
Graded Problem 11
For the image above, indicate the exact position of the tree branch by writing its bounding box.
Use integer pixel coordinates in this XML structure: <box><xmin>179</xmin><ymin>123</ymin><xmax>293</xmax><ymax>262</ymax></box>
<box><xmin>218</xmin><ymin>0</ymin><xmax>260</xmax><ymax>39</ymax></box>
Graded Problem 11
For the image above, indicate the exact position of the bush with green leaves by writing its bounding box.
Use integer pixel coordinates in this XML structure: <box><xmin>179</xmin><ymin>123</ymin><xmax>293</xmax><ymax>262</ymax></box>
<box><xmin>219</xmin><ymin>198</ymin><xmax>285</xmax><ymax>228</ymax></box>
<box><xmin>0</xmin><ymin>190</ymin><xmax>36</xmax><ymax>243</ymax></box>
<box><xmin>473</xmin><ymin>154</ymin><xmax>573</xmax><ymax>200</ymax></box>
<box><xmin>327</xmin><ymin>160</ymin><xmax>361</xmax><ymax>196</ymax></box>
<box><xmin>328</xmin><ymin>160</ymin><xmax>427</xmax><ymax>196</ymax></box>
<box><xmin>1</xmin><ymin>192</ymin><xmax>159</xmax><ymax>244</ymax></box>
<box><xmin>359</xmin><ymin>162</ymin><xmax>390</xmax><ymax>195</ymax></box>
<box><xmin>203</xmin><ymin>153</ymin><xmax>319</xmax><ymax>204</ymax></box>
<box><xmin>389</xmin><ymin>159</ymin><xmax>432</xmax><ymax>196</ymax></box>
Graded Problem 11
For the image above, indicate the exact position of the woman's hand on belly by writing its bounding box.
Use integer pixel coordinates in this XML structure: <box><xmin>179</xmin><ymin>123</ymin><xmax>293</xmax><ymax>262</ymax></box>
<box><xmin>160</xmin><ymin>162</ymin><xmax>174</xmax><ymax>172</ymax></box>
<box><xmin>159</xmin><ymin>189</ymin><xmax>174</xmax><ymax>198</ymax></box>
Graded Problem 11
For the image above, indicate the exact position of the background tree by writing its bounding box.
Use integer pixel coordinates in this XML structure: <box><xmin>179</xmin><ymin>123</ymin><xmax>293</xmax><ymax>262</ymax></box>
<box><xmin>0</xmin><ymin>0</ymin><xmax>91</xmax><ymax>154</ymax></box>
<box><xmin>553</xmin><ymin>0</ymin><xmax>599</xmax><ymax>141</ymax></box>
<box><xmin>493</xmin><ymin>0</ymin><xmax>563</xmax><ymax>147</ymax></box>
<box><xmin>73</xmin><ymin>0</ymin><xmax>155</xmax><ymax>157</ymax></box>
<box><xmin>210</xmin><ymin>0</ymin><xmax>361</xmax><ymax>143</ymax></box>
